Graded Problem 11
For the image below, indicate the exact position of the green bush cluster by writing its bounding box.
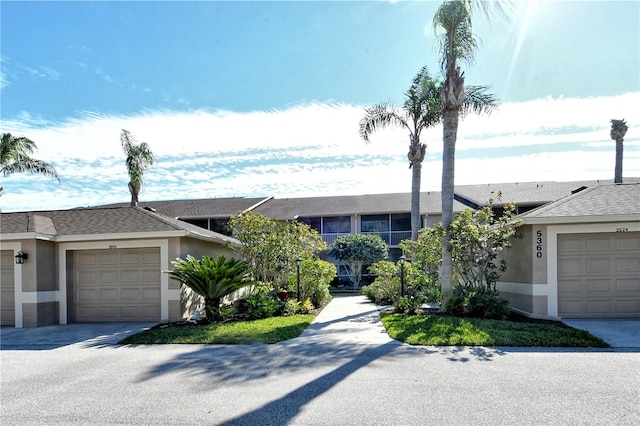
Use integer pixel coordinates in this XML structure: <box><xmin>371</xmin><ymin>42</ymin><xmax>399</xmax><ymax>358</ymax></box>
<box><xmin>445</xmin><ymin>285</ymin><xmax>510</xmax><ymax>319</ymax></box>
<box><xmin>362</xmin><ymin>260</ymin><xmax>441</xmax><ymax>306</ymax></box>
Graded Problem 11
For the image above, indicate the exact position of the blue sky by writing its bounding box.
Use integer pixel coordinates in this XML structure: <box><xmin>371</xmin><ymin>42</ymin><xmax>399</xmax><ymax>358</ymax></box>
<box><xmin>1</xmin><ymin>1</ymin><xmax>639</xmax><ymax>212</ymax></box>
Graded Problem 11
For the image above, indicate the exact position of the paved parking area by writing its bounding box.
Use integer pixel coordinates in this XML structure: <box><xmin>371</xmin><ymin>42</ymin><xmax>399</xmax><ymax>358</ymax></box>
<box><xmin>1</xmin><ymin>299</ymin><xmax>638</xmax><ymax>424</ymax></box>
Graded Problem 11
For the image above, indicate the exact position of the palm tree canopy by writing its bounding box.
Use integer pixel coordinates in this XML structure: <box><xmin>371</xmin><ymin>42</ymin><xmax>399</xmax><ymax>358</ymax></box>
<box><xmin>120</xmin><ymin>129</ymin><xmax>154</xmax><ymax>187</ymax></box>
<box><xmin>433</xmin><ymin>1</ymin><xmax>477</xmax><ymax>73</ymax></box>
<box><xmin>610</xmin><ymin>119</ymin><xmax>628</xmax><ymax>141</ymax></box>
<box><xmin>359</xmin><ymin>66</ymin><xmax>442</xmax><ymax>143</ymax></box>
<box><xmin>0</xmin><ymin>133</ymin><xmax>60</xmax><ymax>181</ymax></box>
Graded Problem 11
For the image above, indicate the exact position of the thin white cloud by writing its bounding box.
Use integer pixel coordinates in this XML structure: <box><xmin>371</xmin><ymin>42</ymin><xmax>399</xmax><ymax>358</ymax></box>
<box><xmin>1</xmin><ymin>93</ymin><xmax>638</xmax><ymax>212</ymax></box>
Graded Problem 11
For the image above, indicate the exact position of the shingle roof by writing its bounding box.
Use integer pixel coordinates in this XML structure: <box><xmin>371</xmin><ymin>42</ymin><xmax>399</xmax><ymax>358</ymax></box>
<box><xmin>253</xmin><ymin>192</ymin><xmax>468</xmax><ymax>220</ymax></box>
<box><xmin>517</xmin><ymin>183</ymin><xmax>640</xmax><ymax>223</ymax></box>
<box><xmin>92</xmin><ymin>197</ymin><xmax>270</xmax><ymax>218</ymax></box>
<box><xmin>454</xmin><ymin>178</ymin><xmax>640</xmax><ymax>208</ymax></box>
<box><xmin>1</xmin><ymin>207</ymin><xmax>238</xmax><ymax>243</ymax></box>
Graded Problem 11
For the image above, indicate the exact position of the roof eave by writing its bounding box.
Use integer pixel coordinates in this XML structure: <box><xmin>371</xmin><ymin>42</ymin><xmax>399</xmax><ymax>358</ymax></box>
<box><xmin>521</xmin><ymin>215</ymin><xmax>639</xmax><ymax>225</ymax></box>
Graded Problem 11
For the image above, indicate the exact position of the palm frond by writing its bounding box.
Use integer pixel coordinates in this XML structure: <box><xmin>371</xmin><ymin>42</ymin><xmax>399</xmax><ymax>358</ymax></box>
<box><xmin>461</xmin><ymin>85</ymin><xmax>498</xmax><ymax>117</ymax></box>
<box><xmin>358</xmin><ymin>103</ymin><xmax>409</xmax><ymax>142</ymax></box>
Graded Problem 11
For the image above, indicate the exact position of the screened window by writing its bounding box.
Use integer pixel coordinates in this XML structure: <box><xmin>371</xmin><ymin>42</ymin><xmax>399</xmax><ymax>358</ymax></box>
<box><xmin>299</xmin><ymin>217</ymin><xmax>322</xmax><ymax>233</ymax></box>
<box><xmin>361</xmin><ymin>214</ymin><xmax>388</xmax><ymax>233</ymax></box>
<box><xmin>323</xmin><ymin>216</ymin><xmax>351</xmax><ymax>233</ymax></box>
<box><xmin>391</xmin><ymin>213</ymin><xmax>411</xmax><ymax>231</ymax></box>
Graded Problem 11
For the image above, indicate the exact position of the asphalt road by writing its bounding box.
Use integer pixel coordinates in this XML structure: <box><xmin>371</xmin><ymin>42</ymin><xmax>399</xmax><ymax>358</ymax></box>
<box><xmin>1</xmin><ymin>297</ymin><xmax>639</xmax><ymax>425</ymax></box>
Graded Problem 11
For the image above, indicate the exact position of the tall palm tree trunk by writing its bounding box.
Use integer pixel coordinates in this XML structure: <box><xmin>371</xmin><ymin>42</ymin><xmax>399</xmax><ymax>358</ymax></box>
<box><xmin>441</xmin><ymin>107</ymin><xmax>459</xmax><ymax>305</ymax></box>
<box><xmin>614</xmin><ymin>139</ymin><xmax>623</xmax><ymax>184</ymax></box>
<box><xmin>411</xmin><ymin>161</ymin><xmax>422</xmax><ymax>241</ymax></box>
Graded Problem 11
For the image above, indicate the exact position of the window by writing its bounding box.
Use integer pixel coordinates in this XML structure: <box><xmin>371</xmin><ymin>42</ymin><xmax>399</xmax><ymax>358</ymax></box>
<box><xmin>183</xmin><ymin>218</ymin><xmax>208</xmax><ymax>230</ymax></box>
<box><xmin>210</xmin><ymin>218</ymin><xmax>230</xmax><ymax>235</ymax></box>
<box><xmin>323</xmin><ymin>216</ymin><xmax>351</xmax><ymax>234</ymax></box>
<box><xmin>299</xmin><ymin>217</ymin><xmax>321</xmax><ymax>233</ymax></box>
<box><xmin>391</xmin><ymin>213</ymin><xmax>411</xmax><ymax>231</ymax></box>
<box><xmin>361</xmin><ymin>214</ymin><xmax>388</xmax><ymax>233</ymax></box>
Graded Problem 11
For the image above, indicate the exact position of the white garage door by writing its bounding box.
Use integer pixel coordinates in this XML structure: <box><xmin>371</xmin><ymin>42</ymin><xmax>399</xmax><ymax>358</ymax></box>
<box><xmin>73</xmin><ymin>248</ymin><xmax>161</xmax><ymax>322</ymax></box>
<box><xmin>558</xmin><ymin>232</ymin><xmax>640</xmax><ymax>318</ymax></box>
<box><xmin>1</xmin><ymin>250</ymin><xmax>15</xmax><ymax>326</ymax></box>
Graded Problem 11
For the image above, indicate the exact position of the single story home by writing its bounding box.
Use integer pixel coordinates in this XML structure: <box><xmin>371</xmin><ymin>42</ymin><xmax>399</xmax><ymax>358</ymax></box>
<box><xmin>1</xmin><ymin>206</ymin><xmax>238</xmax><ymax>327</ymax></box>
<box><xmin>498</xmin><ymin>182</ymin><xmax>640</xmax><ymax>319</ymax></box>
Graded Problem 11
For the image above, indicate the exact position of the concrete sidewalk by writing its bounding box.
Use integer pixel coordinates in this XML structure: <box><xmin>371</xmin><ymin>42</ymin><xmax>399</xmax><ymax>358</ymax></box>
<box><xmin>293</xmin><ymin>295</ymin><xmax>397</xmax><ymax>345</ymax></box>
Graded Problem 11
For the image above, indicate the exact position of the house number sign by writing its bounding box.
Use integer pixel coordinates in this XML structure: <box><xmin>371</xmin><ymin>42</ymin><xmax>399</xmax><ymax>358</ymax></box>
<box><xmin>108</xmin><ymin>245</ymin><xmax>117</xmax><ymax>249</ymax></box>
<box><xmin>535</xmin><ymin>230</ymin><xmax>543</xmax><ymax>259</ymax></box>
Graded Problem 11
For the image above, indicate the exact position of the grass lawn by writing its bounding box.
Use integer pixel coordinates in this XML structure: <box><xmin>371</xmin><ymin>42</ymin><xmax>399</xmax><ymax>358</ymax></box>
<box><xmin>380</xmin><ymin>313</ymin><xmax>610</xmax><ymax>347</ymax></box>
<box><xmin>120</xmin><ymin>315</ymin><xmax>315</xmax><ymax>345</ymax></box>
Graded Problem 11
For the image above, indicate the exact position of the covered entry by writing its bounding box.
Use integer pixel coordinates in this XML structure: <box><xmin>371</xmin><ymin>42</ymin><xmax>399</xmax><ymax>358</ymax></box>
<box><xmin>558</xmin><ymin>232</ymin><xmax>640</xmax><ymax>318</ymax></box>
<box><xmin>72</xmin><ymin>247</ymin><xmax>161</xmax><ymax>322</ymax></box>
<box><xmin>1</xmin><ymin>250</ymin><xmax>15</xmax><ymax>326</ymax></box>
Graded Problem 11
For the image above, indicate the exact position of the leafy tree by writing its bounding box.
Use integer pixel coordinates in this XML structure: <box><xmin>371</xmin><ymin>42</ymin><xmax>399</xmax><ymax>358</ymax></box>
<box><xmin>610</xmin><ymin>118</ymin><xmax>628</xmax><ymax>184</ymax></box>
<box><xmin>433</xmin><ymin>0</ymin><xmax>508</xmax><ymax>307</ymax></box>
<box><xmin>0</xmin><ymin>133</ymin><xmax>60</xmax><ymax>196</ymax></box>
<box><xmin>164</xmin><ymin>255</ymin><xmax>252</xmax><ymax>322</ymax></box>
<box><xmin>449</xmin><ymin>199</ymin><xmax>521</xmax><ymax>290</ymax></box>
<box><xmin>400</xmin><ymin>225</ymin><xmax>444</xmax><ymax>283</ymax></box>
<box><xmin>227</xmin><ymin>211</ymin><xmax>326</xmax><ymax>291</ymax></box>
<box><xmin>120</xmin><ymin>129</ymin><xmax>154</xmax><ymax>206</ymax></box>
<box><xmin>327</xmin><ymin>233</ymin><xmax>388</xmax><ymax>286</ymax></box>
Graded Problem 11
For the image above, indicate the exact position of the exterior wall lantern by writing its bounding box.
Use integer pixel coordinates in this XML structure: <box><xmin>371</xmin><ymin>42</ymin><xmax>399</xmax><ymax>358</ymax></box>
<box><xmin>15</xmin><ymin>251</ymin><xmax>29</xmax><ymax>264</ymax></box>
<box><xmin>399</xmin><ymin>255</ymin><xmax>406</xmax><ymax>297</ymax></box>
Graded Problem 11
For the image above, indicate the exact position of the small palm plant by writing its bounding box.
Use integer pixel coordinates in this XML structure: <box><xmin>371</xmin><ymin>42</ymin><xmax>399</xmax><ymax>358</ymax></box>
<box><xmin>164</xmin><ymin>255</ymin><xmax>253</xmax><ymax>322</ymax></box>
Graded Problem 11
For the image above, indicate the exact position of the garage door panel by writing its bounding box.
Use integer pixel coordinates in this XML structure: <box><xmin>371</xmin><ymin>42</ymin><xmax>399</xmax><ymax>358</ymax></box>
<box><xmin>558</xmin><ymin>237</ymin><xmax>582</xmax><ymax>252</ymax></box>
<box><xmin>616</xmin><ymin>278</ymin><xmax>640</xmax><ymax>294</ymax></box>
<box><xmin>73</xmin><ymin>248</ymin><xmax>161</xmax><ymax>322</ymax></box>
<box><xmin>616</xmin><ymin>257</ymin><xmax>639</xmax><ymax>272</ymax></box>
<box><xmin>99</xmin><ymin>254</ymin><xmax>117</xmax><ymax>265</ymax></box>
<box><xmin>585</xmin><ymin>300</ymin><xmax>613</xmax><ymax>314</ymax></box>
<box><xmin>558</xmin><ymin>259</ymin><xmax>582</xmax><ymax>275</ymax></box>
<box><xmin>586</xmin><ymin>279</ymin><xmax>611</xmax><ymax>295</ymax></box>
<box><xmin>617</xmin><ymin>236</ymin><xmax>640</xmax><ymax>250</ymax></box>
<box><xmin>1</xmin><ymin>251</ymin><xmax>16</xmax><ymax>326</ymax></box>
<box><xmin>586</xmin><ymin>237</ymin><xmax>611</xmax><ymax>251</ymax></box>
<box><xmin>99</xmin><ymin>271</ymin><xmax>118</xmax><ymax>283</ymax></box>
<box><xmin>558</xmin><ymin>232</ymin><xmax>640</xmax><ymax>318</ymax></box>
<box><xmin>121</xmin><ymin>270</ymin><xmax>141</xmax><ymax>282</ymax></box>
<box><xmin>585</xmin><ymin>258</ymin><xmax>610</xmax><ymax>273</ymax></box>
<box><xmin>617</xmin><ymin>300</ymin><xmax>640</xmax><ymax>314</ymax></box>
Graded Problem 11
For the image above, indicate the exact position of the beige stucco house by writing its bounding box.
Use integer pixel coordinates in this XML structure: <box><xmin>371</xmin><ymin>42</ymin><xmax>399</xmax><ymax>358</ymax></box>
<box><xmin>1</xmin><ymin>206</ymin><xmax>238</xmax><ymax>327</ymax></box>
<box><xmin>498</xmin><ymin>182</ymin><xmax>640</xmax><ymax>319</ymax></box>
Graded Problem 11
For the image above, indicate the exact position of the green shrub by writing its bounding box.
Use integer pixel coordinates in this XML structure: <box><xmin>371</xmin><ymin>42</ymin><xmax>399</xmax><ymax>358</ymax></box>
<box><xmin>239</xmin><ymin>292</ymin><xmax>281</xmax><ymax>319</ymax></box>
<box><xmin>362</xmin><ymin>260</ymin><xmax>400</xmax><ymax>305</ymax></box>
<box><xmin>445</xmin><ymin>285</ymin><xmax>510</xmax><ymax>320</ymax></box>
<box><xmin>279</xmin><ymin>298</ymin><xmax>298</xmax><ymax>317</ymax></box>
<box><xmin>164</xmin><ymin>255</ymin><xmax>252</xmax><ymax>322</ymax></box>
<box><xmin>287</xmin><ymin>259</ymin><xmax>335</xmax><ymax>308</ymax></box>
<box><xmin>393</xmin><ymin>295</ymin><xmax>426</xmax><ymax>314</ymax></box>
<box><xmin>297</xmin><ymin>298</ymin><xmax>315</xmax><ymax>314</ymax></box>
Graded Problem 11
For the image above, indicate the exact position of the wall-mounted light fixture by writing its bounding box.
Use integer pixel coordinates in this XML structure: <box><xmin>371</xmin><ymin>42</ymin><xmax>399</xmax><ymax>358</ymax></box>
<box><xmin>15</xmin><ymin>251</ymin><xmax>28</xmax><ymax>264</ymax></box>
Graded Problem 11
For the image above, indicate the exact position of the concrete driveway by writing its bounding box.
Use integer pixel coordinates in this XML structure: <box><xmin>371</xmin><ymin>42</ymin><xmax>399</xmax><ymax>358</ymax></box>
<box><xmin>0</xmin><ymin>322</ymin><xmax>156</xmax><ymax>350</ymax></box>
<box><xmin>563</xmin><ymin>319</ymin><xmax>640</xmax><ymax>349</ymax></box>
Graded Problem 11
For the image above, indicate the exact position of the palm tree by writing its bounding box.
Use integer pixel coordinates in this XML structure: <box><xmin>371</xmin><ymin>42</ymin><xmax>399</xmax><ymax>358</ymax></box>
<box><xmin>0</xmin><ymin>133</ymin><xmax>60</xmax><ymax>196</ymax></box>
<box><xmin>359</xmin><ymin>66</ymin><xmax>496</xmax><ymax>241</ymax></box>
<box><xmin>120</xmin><ymin>129</ymin><xmax>154</xmax><ymax>207</ymax></box>
<box><xmin>164</xmin><ymin>255</ymin><xmax>253</xmax><ymax>322</ymax></box>
<box><xmin>433</xmin><ymin>0</ymin><xmax>509</xmax><ymax>307</ymax></box>
<box><xmin>610</xmin><ymin>119</ymin><xmax>628</xmax><ymax>184</ymax></box>
<box><xmin>359</xmin><ymin>67</ymin><xmax>440</xmax><ymax>241</ymax></box>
